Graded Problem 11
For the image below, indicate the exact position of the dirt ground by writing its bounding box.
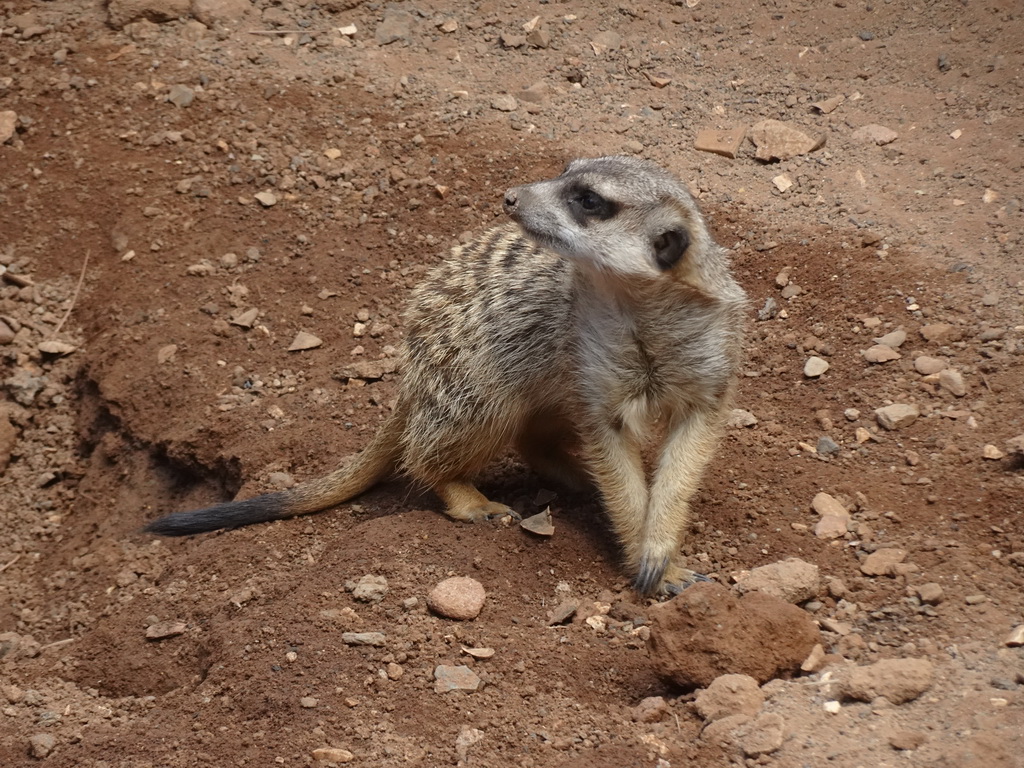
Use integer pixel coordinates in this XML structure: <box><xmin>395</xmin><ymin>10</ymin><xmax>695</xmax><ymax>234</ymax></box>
<box><xmin>1</xmin><ymin>0</ymin><xmax>1023</xmax><ymax>766</ymax></box>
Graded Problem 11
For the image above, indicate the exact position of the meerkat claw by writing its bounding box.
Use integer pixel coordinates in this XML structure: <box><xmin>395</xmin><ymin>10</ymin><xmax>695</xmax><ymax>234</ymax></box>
<box><xmin>663</xmin><ymin>569</ymin><xmax>711</xmax><ymax>596</ymax></box>
<box><xmin>634</xmin><ymin>553</ymin><xmax>671</xmax><ymax>596</ymax></box>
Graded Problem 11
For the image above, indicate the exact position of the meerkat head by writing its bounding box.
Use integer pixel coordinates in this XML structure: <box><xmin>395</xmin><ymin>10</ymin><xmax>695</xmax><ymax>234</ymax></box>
<box><xmin>503</xmin><ymin>156</ymin><xmax>717</xmax><ymax>283</ymax></box>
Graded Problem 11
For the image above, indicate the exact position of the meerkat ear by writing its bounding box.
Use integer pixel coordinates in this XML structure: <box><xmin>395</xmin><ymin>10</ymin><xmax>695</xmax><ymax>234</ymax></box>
<box><xmin>652</xmin><ymin>229</ymin><xmax>690</xmax><ymax>271</ymax></box>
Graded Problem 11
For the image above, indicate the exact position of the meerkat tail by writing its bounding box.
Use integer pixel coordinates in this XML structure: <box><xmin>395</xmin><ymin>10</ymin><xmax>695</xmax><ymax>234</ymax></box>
<box><xmin>143</xmin><ymin>409</ymin><xmax>406</xmax><ymax>536</ymax></box>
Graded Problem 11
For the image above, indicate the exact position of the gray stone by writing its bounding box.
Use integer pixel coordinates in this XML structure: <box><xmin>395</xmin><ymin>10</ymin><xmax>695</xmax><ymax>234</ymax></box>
<box><xmin>749</xmin><ymin>120</ymin><xmax>825</xmax><ymax>161</ymax></box>
<box><xmin>434</xmin><ymin>664</ymin><xmax>481</xmax><ymax>692</ymax></box>
<box><xmin>341</xmin><ymin>632</ymin><xmax>386</xmax><ymax>646</ymax></box>
<box><xmin>863</xmin><ymin>344</ymin><xmax>901</xmax><ymax>363</ymax></box>
<box><xmin>914</xmin><ymin>355</ymin><xmax>946</xmax><ymax>375</ymax></box>
<box><xmin>375</xmin><ymin>9</ymin><xmax>415</xmax><ymax>45</ymax></box>
<box><xmin>735</xmin><ymin>558</ymin><xmax>820</xmax><ymax>604</ymax></box>
<box><xmin>837</xmin><ymin>658</ymin><xmax>934</xmax><ymax>704</ymax></box>
<box><xmin>0</xmin><ymin>111</ymin><xmax>17</xmax><ymax>144</ymax></box>
<box><xmin>29</xmin><ymin>733</ymin><xmax>55</xmax><ymax>758</ymax></box>
<box><xmin>804</xmin><ymin>356</ymin><xmax>829</xmax><ymax>378</ymax></box>
<box><xmin>491</xmin><ymin>94</ymin><xmax>518</xmax><ymax>112</ymax></box>
<box><xmin>875</xmin><ymin>403</ymin><xmax>919</xmax><ymax>430</ymax></box>
<box><xmin>816</xmin><ymin>436</ymin><xmax>840</xmax><ymax>456</ymax></box>
<box><xmin>695</xmin><ymin>674</ymin><xmax>765</xmax><ymax>721</ymax></box>
<box><xmin>192</xmin><ymin>0</ymin><xmax>251</xmax><ymax>27</ymax></box>
<box><xmin>351</xmin><ymin>575</ymin><xmax>388</xmax><ymax>603</ymax></box>
<box><xmin>861</xmin><ymin>548</ymin><xmax>906</xmax><ymax>576</ymax></box>
<box><xmin>168</xmin><ymin>84</ymin><xmax>195</xmax><ymax>108</ymax></box>
<box><xmin>938</xmin><ymin>369</ymin><xmax>966</xmax><ymax>396</ymax></box>
<box><xmin>107</xmin><ymin>0</ymin><xmax>190</xmax><ymax>29</ymax></box>
<box><xmin>852</xmin><ymin>124</ymin><xmax>898</xmax><ymax>145</ymax></box>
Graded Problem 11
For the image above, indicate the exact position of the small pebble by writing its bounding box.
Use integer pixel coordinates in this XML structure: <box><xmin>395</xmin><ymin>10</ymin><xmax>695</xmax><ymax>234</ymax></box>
<box><xmin>427</xmin><ymin>577</ymin><xmax>486</xmax><ymax>620</ymax></box>
<box><xmin>804</xmin><ymin>356</ymin><xmax>829</xmax><ymax>378</ymax></box>
<box><xmin>434</xmin><ymin>664</ymin><xmax>481</xmax><ymax>693</ymax></box>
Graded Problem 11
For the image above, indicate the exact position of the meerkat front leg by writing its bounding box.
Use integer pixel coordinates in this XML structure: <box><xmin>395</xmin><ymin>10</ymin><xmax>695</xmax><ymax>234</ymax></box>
<box><xmin>635</xmin><ymin>407</ymin><xmax>723</xmax><ymax>594</ymax></box>
<box><xmin>579</xmin><ymin>422</ymin><xmax>650</xmax><ymax>578</ymax></box>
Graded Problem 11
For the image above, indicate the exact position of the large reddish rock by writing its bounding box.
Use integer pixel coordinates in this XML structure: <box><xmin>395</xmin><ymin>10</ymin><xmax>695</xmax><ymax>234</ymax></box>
<box><xmin>648</xmin><ymin>583</ymin><xmax>820</xmax><ymax>688</ymax></box>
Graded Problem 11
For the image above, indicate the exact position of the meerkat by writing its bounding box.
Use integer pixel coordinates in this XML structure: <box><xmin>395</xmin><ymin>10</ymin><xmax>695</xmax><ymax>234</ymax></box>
<box><xmin>145</xmin><ymin>156</ymin><xmax>748</xmax><ymax>595</ymax></box>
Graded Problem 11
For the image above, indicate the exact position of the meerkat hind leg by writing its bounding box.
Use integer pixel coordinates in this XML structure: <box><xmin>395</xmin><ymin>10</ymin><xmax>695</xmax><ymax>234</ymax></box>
<box><xmin>435</xmin><ymin>480</ymin><xmax>519</xmax><ymax>523</ymax></box>
<box><xmin>516</xmin><ymin>414</ymin><xmax>591</xmax><ymax>492</ymax></box>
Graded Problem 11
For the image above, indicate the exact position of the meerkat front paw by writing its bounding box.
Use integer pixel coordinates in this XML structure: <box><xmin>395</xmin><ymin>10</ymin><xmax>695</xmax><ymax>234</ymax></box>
<box><xmin>634</xmin><ymin>554</ymin><xmax>709</xmax><ymax>596</ymax></box>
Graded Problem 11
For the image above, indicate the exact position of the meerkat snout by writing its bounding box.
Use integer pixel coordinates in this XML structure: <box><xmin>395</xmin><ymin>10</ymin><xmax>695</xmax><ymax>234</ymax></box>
<box><xmin>503</xmin><ymin>187</ymin><xmax>520</xmax><ymax>215</ymax></box>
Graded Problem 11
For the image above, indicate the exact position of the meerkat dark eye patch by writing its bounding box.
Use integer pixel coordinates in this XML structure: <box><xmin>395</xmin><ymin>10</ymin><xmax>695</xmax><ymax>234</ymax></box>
<box><xmin>652</xmin><ymin>229</ymin><xmax>689</xmax><ymax>271</ymax></box>
<box><xmin>567</xmin><ymin>185</ymin><xmax>619</xmax><ymax>224</ymax></box>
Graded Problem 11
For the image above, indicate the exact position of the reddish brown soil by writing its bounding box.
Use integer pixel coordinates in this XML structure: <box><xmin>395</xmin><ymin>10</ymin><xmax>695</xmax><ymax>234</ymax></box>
<box><xmin>1</xmin><ymin>1</ymin><xmax>1022</xmax><ymax>766</ymax></box>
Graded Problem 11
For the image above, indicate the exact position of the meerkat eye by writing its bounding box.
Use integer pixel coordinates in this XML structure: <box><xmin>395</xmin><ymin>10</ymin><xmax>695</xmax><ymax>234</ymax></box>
<box><xmin>568</xmin><ymin>188</ymin><xmax>618</xmax><ymax>222</ymax></box>
<box><xmin>576</xmin><ymin>190</ymin><xmax>603</xmax><ymax>211</ymax></box>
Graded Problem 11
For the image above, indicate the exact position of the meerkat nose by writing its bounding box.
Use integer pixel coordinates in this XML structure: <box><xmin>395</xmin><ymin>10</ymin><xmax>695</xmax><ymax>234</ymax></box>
<box><xmin>503</xmin><ymin>188</ymin><xmax>519</xmax><ymax>214</ymax></box>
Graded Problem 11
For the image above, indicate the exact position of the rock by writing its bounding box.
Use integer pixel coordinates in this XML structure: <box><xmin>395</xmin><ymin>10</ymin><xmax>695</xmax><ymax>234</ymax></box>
<box><xmin>517</xmin><ymin>81</ymin><xmax>550</xmax><ymax>105</ymax></box>
<box><xmin>938</xmin><ymin>368</ymin><xmax>966</xmax><ymax>396</ymax></box>
<box><xmin>520</xmin><ymin>508</ymin><xmax>554</xmax><ymax>536</ymax></box>
<box><xmin>737</xmin><ymin>712</ymin><xmax>785</xmax><ymax>757</ymax></box>
<box><xmin>748</xmin><ymin>119</ymin><xmax>825</xmax><ymax>161</ymax></box>
<box><xmin>701</xmin><ymin>712</ymin><xmax>784</xmax><ymax>757</ymax></box>
<box><xmin>0</xmin><ymin>111</ymin><xmax>17</xmax><ymax>144</ymax></box>
<box><xmin>500</xmin><ymin>33</ymin><xmax>526</xmax><ymax>48</ymax></box>
<box><xmin>375</xmin><ymin>9</ymin><xmax>414</xmax><ymax>45</ymax></box>
<box><xmin>694</xmin><ymin>127</ymin><xmax>746</xmax><ymax>159</ymax></box>
<box><xmin>547</xmin><ymin>599</ymin><xmax>579</xmax><ymax>625</ymax></box>
<box><xmin>335</xmin><ymin>358</ymin><xmax>400</xmax><ymax>382</ymax></box>
<box><xmin>872</xmin><ymin>329</ymin><xmax>906</xmax><ymax>348</ymax></box>
<box><xmin>254</xmin><ymin>190</ymin><xmax>277</xmax><ymax>207</ymax></box>
<box><xmin>632</xmin><ymin>695</ymin><xmax>669</xmax><ymax>723</ymax></box>
<box><xmin>800</xmin><ymin>644</ymin><xmax>828</xmax><ymax>673</ymax></box>
<box><xmin>341</xmin><ymin>632</ymin><xmax>386</xmax><ymax>646</ymax></box>
<box><xmin>0</xmin><ymin>414</ymin><xmax>17</xmax><ymax>472</ymax></box>
<box><xmin>694</xmin><ymin>674</ymin><xmax>765</xmax><ymax>721</ymax></box>
<box><xmin>863</xmin><ymin>345</ymin><xmax>901</xmax><ymax>363</ymax></box>
<box><xmin>914</xmin><ymin>355</ymin><xmax>946</xmax><ymax>375</ymax></box>
<box><xmin>852</xmin><ymin>124</ymin><xmax>898</xmax><ymax>145</ymax></box>
<box><xmin>1006</xmin><ymin>435</ymin><xmax>1024</xmax><ymax>455</ymax></box>
<box><xmin>726</xmin><ymin>409</ymin><xmax>758</xmax><ymax>428</ymax></box>
<box><xmin>915</xmin><ymin>583</ymin><xmax>944</xmax><ymax>604</ymax></box>
<box><xmin>1004</xmin><ymin>625</ymin><xmax>1024</xmax><ymax>647</ymax></box>
<box><xmin>300</xmin><ymin>696</ymin><xmax>318</xmax><ymax>708</ymax></box>
<box><xmin>192</xmin><ymin>0</ymin><xmax>251</xmax><ymax>27</ymax></box>
<box><xmin>590</xmin><ymin>30</ymin><xmax>622</xmax><ymax>54</ymax></box>
<box><xmin>811</xmin><ymin>492</ymin><xmax>848</xmax><ymax>518</ymax></box>
<box><xmin>312</xmin><ymin>747</ymin><xmax>354</xmax><ymax>763</ymax></box>
<box><xmin>145</xmin><ymin>620</ymin><xmax>187</xmax><ymax>639</ymax></box>
<box><xmin>526</xmin><ymin>26</ymin><xmax>551</xmax><ymax>48</ymax></box>
<box><xmin>648</xmin><ymin>583</ymin><xmax>820</xmax><ymax>687</ymax></box>
<box><xmin>860</xmin><ymin>548</ymin><xmax>906</xmax><ymax>576</ymax></box>
<box><xmin>804</xmin><ymin>356</ymin><xmax>830</xmax><ymax>378</ymax></box>
<box><xmin>837</xmin><ymin>658</ymin><xmax>935</xmax><ymax>704</ymax></box>
<box><xmin>29</xmin><ymin>733</ymin><xmax>55</xmax><ymax>759</ymax></box>
<box><xmin>491</xmin><ymin>94</ymin><xmax>518</xmax><ymax>112</ymax></box>
<box><xmin>889</xmin><ymin>731</ymin><xmax>926</xmax><ymax>751</ymax></box>
<box><xmin>167</xmin><ymin>84</ymin><xmax>195</xmax><ymax>108</ymax></box>
<box><xmin>735</xmin><ymin>558</ymin><xmax>820</xmax><ymax>604</ymax></box>
<box><xmin>874</xmin><ymin>403</ymin><xmax>919</xmax><ymax>430</ymax></box>
<box><xmin>37</xmin><ymin>340</ymin><xmax>76</xmax><ymax>357</ymax></box>
<box><xmin>230</xmin><ymin>307</ymin><xmax>259</xmax><ymax>328</ymax></box>
<box><xmin>811</xmin><ymin>94</ymin><xmax>845</xmax><ymax>114</ymax></box>
<box><xmin>426</xmin><ymin>577</ymin><xmax>486</xmax><ymax>620</ymax></box>
<box><xmin>816</xmin><ymin>436</ymin><xmax>840</xmax><ymax>456</ymax></box>
<box><xmin>0</xmin><ymin>318</ymin><xmax>15</xmax><ymax>344</ymax></box>
<box><xmin>982</xmin><ymin>445</ymin><xmax>1005</xmax><ymax>460</ymax></box>
<box><xmin>812</xmin><ymin>493</ymin><xmax>851</xmax><ymax>538</ymax></box>
<box><xmin>772</xmin><ymin>174</ymin><xmax>793</xmax><ymax>193</ymax></box>
<box><xmin>5</xmin><ymin>369</ymin><xmax>46</xmax><ymax>406</ymax></box>
<box><xmin>919</xmin><ymin>323</ymin><xmax>958</xmax><ymax>342</ymax></box>
<box><xmin>454</xmin><ymin>727</ymin><xmax>485</xmax><ymax>760</ymax></box>
<box><xmin>107</xmin><ymin>0</ymin><xmax>190</xmax><ymax>28</ymax></box>
<box><xmin>434</xmin><ymin>664</ymin><xmax>481</xmax><ymax>693</ymax></box>
<box><xmin>288</xmin><ymin>331</ymin><xmax>323</xmax><ymax>351</ymax></box>
<box><xmin>351</xmin><ymin>575</ymin><xmax>388</xmax><ymax>603</ymax></box>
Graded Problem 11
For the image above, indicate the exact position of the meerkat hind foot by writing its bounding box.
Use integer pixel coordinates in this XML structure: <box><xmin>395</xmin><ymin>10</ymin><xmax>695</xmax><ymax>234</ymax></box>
<box><xmin>435</xmin><ymin>481</ymin><xmax>521</xmax><ymax>523</ymax></box>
